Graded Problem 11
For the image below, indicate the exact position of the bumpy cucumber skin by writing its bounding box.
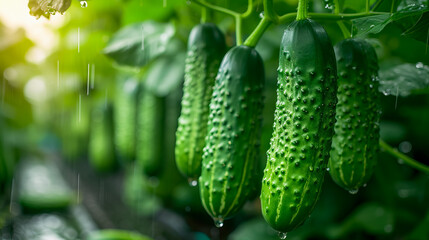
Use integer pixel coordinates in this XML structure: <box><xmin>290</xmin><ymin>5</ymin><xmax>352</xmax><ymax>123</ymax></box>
<box><xmin>329</xmin><ymin>39</ymin><xmax>380</xmax><ymax>192</ymax></box>
<box><xmin>261</xmin><ymin>19</ymin><xmax>337</xmax><ymax>232</ymax></box>
<box><xmin>199</xmin><ymin>45</ymin><xmax>264</xmax><ymax>221</ymax></box>
<box><xmin>89</xmin><ymin>103</ymin><xmax>117</xmax><ymax>173</ymax></box>
<box><xmin>136</xmin><ymin>86</ymin><xmax>165</xmax><ymax>177</ymax></box>
<box><xmin>175</xmin><ymin>23</ymin><xmax>226</xmax><ymax>180</ymax></box>
<box><xmin>114</xmin><ymin>80</ymin><xmax>138</xmax><ymax>162</ymax></box>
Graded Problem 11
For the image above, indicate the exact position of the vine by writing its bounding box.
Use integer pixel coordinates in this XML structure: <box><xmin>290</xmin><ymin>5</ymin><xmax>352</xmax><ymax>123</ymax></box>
<box><xmin>186</xmin><ymin>0</ymin><xmax>429</xmax><ymax>175</ymax></box>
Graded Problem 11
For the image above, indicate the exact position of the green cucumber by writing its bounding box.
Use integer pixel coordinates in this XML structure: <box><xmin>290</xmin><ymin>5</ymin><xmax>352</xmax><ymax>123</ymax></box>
<box><xmin>114</xmin><ymin>79</ymin><xmax>138</xmax><ymax>162</ymax></box>
<box><xmin>136</xmin><ymin>86</ymin><xmax>165</xmax><ymax>177</ymax></box>
<box><xmin>89</xmin><ymin>102</ymin><xmax>117</xmax><ymax>173</ymax></box>
<box><xmin>175</xmin><ymin>23</ymin><xmax>226</xmax><ymax>181</ymax></box>
<box><xmin>199</xmin><ymin>45</ymin><xmax>264</xmax><ymax>224</ymax></box>
<box><xmin>261</xmin><ymin>19</ymin><xmax>337</xmax><ymax>233</ymax></box>
<box><xmin>329</xmin><ymin>38</ymin><xmax>381</xmax><ymax>192</ymax></box>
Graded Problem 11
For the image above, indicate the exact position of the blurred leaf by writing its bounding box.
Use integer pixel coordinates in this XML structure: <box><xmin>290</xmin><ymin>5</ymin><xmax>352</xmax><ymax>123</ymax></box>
<box><xmin>122</xmin><ymin>0</ymin><xmax>186</xmax><ymax>25</ymax></box>
<box><xmin>88</xmin><ymin>229</ymin><xmax>153</xmax><ymax>240</ymax></box>
<box><xmin>228</xmin><ymin>218</ymin><xmax>278</xmax><ymax>240</ymax></box>
<box><xmin>405</xmin><ymin>209</ymin><xmax>429</xmax><ymax>240</ymax></box>
<box><xmin>372</xmin><ymin>0</ymin><xmax>402</xmax><ymax>12</ymax></box>
<box><xmin>327</xmin><ymin>203</ymin><xmax>395</xmax><ymax>238</ymax></box>
<box><xmin>378</xmin><ymin>63</ymin><xmax>429</xmax><ymax>97</ymax></box>
<box><xmin>402</xmin><ymin>11</ymin><xmax>429</xmax><ymax>44</ymax></box>
<box><xmin>103</xmin><ymin>21</ymin><xmax>175</xmax><ymax>67</ymax></box>
<box><xmin>144</xmin><ymin>40</ymin><xmax>185</xmax><ymax>96</ymax></box>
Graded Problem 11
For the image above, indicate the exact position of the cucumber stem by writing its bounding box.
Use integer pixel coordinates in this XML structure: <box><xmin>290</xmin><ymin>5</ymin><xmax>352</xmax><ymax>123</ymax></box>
<box><xmin>243</xmin><ymin>17</ymin><xmax>272</xmax><ymax>47</ymax></box>
<box><xmin>263</xmin><ymin>0</ymin><xmax>278</xmax><ymax>23</ymax></box>
<box><xmin>242</xmin><ymin>0</ymin><xmax>254</xmax><ymax>18</ymax></box>
<box><xmin>379</xmin><ymin>139</ymin><xmax>429</xmax><ymax>174</ymax></box>
<box><xmin>296</xmin><ymin>0</ymin><xmax>308</xmax><ymax>20</ymax></box>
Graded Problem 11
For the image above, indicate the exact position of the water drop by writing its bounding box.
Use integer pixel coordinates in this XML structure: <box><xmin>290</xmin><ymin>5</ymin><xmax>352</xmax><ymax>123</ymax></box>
<box><xmin>416</xmin><ymin>62</ymin><xmax>424</xmax><ymax>69</ymax></box>
<box><xmin>397</xmin><ymin>158</ymin><xmax>404</xmax><ymax>164</ymax></box>
<box><xmin>278</xmin><ymin>232</ymin><xmax>287</xmax><ymax>239</ymax></box>
<box><xmin>259</xmin><ymin>11</ymin><xmax>265</xmax><ymax>18</ymax></box>
<box><xmin>326</xmin><ymin>167</ymin><xmax>330</xmax><ymax>172</ymax></box>
<box><xmin>214</xmin><ymin>217</ymin><xmax>224</xmax><ymax>228</ymax></box>
<box><xmin>80</xmin><ymin>1</ymin><xmax>88</xmax><ymax>8</ymax></box>
<box><xmin>188</xmin><ymin>179</ymin><xmax>198</xmax><ymax>187</ymax></box>
<box><xmin>349</xmin><ymin>189</ymin><xmax>359</xmax><ymax>194</ymax></box>
<box><xmin>48</xmin><ymin>8</ymin><xmax>56</xmax><ymax>15</ymax></box>
<box><xmin>324</xmin><ymin>3</ymin><xmax>333</xmax><ymax>9</ymax></box>
<box><xmin>398</xmin><ymin>141</ymin><xmax>412</xmax><ymax>153</ymax></box>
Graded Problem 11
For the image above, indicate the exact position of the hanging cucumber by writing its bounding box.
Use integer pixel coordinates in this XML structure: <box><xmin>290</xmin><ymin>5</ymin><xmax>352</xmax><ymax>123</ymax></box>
<box><xmin>136</xmin><ymin>86</ymin><xmax>165</xmax><ymax>177</ymax></box>
<box><xmin>89</xmin><ymin>102</ymin><xmax>117</xmax><ymax>173</ymax></box>
<box><xmin>329</xmin><ymin>38</ymin><xmax>381</xmax><ymax>193</ymax></box>
<box><xmin>114</xmin><ymin>79</ymin><xmax>138</xmax><ymax>163</ymax></box>
<box><xmin>175</xmin><ymin>23</ymin><xmax>226</xmax><ymax>181</ymax></box>
<box><xmin>261</xmin><ymin>19</ymin><xmax>337</xmax><ymax>233</ymax></box>
<box><xmin>199</xmin><ymin>45</ymin><xmax>265</xmax><ymax>225</ymax></box>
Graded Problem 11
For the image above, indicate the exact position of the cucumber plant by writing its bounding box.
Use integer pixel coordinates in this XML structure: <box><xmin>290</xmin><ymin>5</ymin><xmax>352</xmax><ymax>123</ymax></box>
<box><xmin>199</xmin><ymin>45</ymin><xmax>264</xmax><ymax>225</ymax></box>
<box><xmin>329</xmin><ymin>38</ymin><xmax>381</xmax><ymax>193</ymax></box>
<box><xmin>175</xmin><ymin>23</ymin><xmax>226</xmax><ymax>182</ymax></box>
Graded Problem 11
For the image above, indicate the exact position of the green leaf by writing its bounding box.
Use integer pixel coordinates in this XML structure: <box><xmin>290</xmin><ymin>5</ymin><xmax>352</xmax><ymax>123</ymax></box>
<box><xmin>103</xmin><ymin>21</ymin><xmax>175</xmax><ymax>67</ymax></box>
<box><xmin>28</xmin><ymin>0</ymin><xmax>71</xmax><ymax>19</ymax></box>
<box><xmin>144</xmin><ymin>53</ymin><xmax>185</xmax><ymax>97</ymax></box>
<box><xmin>379</xmin><ymin>63</ymin><xmax>429</xmax><ymax>97</ymax></box>
<box><xmin>352</xmin><ymin>14</ymin><xmax>391</xmax><ymax>37</ymax></box>
<box><xmin>372</xmin><ymin>0</ymin><xmax>402</xmax><ymax>12</ymax></box>
<box><xmin>402</xmin><ymin>11</ymin><xmax>429</xmax><ymax>44</ymax></box>
<box><xmin>352</xmin><ymin>4</ymin><xmax>429</xmax><ymax>37</ymax></box>
<box><xmin>143</xmin><ymin>39</ymin><xmax>185</xmax><ymax>96</ymax></box>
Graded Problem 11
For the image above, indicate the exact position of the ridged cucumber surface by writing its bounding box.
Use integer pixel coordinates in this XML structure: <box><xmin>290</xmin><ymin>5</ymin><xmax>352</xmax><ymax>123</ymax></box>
<box><xmin>136</xmin><ymin>86</ymin><xmax>165</xmax><ymax>177</ymax></box>
<box><xmin>199</xmin><ymin>45</ymin><xmax>265</xmax><ymax>224</ymax></box>
<box><xmin>329</xmin><ymin>38</ymin><xmax>381</xmax><ymax>192</ymax></box>
<box><xmin>261</xmin><ymin>19</ymin><xmax>337</xmax><ymax>233</ymax></box>
<box><xmin>175</xmin><ymin>23</ymin><xmax>226</xmax><ymax>181</ymax></box>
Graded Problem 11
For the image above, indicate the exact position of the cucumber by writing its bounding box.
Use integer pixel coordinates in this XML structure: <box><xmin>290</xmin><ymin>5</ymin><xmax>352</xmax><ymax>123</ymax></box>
<box><xmin>114</xmin><ymin>79</ymin><xmax>138</xmax><ymax>162</ymax></box>
<box><xmin>261</xmin><ymin>19</ymin><xmax>337</xmax><ymax>232</ymax></box>
<box><xmin>89</xmin><ymin>102</ymin><xmax>117</xmax><ymax>173</ymax></box>
<box><xmin>329</xmin><ymin>38</ymin><xmax>381</xmax><ymax>192</ymax></box>
<box><xmin>136</xmin><ymin>86</ymin><xmax>165</xmax><ymax>177</ymax></box>
<box><xmin>199</xmin><ymin>45</ymin><xmax>265</xmax><ymax>224</ymax></box>
<box><xmin>175</xmin><ymin>23</ymin><xmax>226</xmax><ymax>181</ymax></box>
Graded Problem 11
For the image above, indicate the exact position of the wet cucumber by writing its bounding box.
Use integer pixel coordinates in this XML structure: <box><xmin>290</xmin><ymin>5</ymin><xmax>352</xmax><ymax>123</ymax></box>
<box><xmin>199</xmin><ymin>45</ymin><xmax>264</xmax><ymax>224</ymax></box>
<box><xmin>261</xmin><ymin>19</ymin><xmax>337</xmax><ymax>232</ymax></box>
<box><xmin>329</xmin><ymin>39</ymin><xmax>381</xmax><ymax>192</ymax></box>
<box><xmin>89</xmin><ymin>103</ymin><xmax>117</xmax><ymax>173</ymax></box>
<box><xmin>175</xmin><ymin>23</ymin><xmax>226</xmax><ymax>181</ymax></box>
<box><xmin>136</xmin><ymin>86</ymin><xmax>165</xmax><ymax>177</ymax></box>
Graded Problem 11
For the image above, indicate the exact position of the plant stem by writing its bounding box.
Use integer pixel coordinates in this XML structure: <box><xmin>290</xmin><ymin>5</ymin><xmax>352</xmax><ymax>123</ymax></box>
<box><xmin>337</xmin><ymin>21</ymin><xmax>350</xmax><ymax>39</ymax></box>
<box><xmin>243</xmin><ymin>17</ymin><xmax>272</xmax><ymax>47</ymax></box>
<box><xmin>263</xmin><ymin>0</ymin><xmax>278</xmax><ymax>23</ymax></box>
<box><xmin>236</xmin><ymin>16</ymin><xmax>243</xmax><ymax>45</ymax></box>
<box><xmin>242</xmin><ymin>0</ymin><xmax>254</xmax><ymax>18</ymax></box>
<box><xmin>201</xmin><ymin>7</ymin><xmax>207</xmax><ymax>23</ymax></box>
<box><xmin>366</xmin><ymin>0</ymin><xmax>370</xmax><ymax>13</ymax></box>
<box><xmin>296</xmin><ymin>0</ymin><xmax>308</xmax><ymax>20</ymax></box>
<box><xmin>333</xmin><ymin>0</ymin><xmax>340</xmax><ymax>14</ymax></box>
<box><xmin>379</xmin><ymin>139</ymin><xmax>429</xmax><ymax>174</ymax></box>
<box><xmin>278</xmin><ymin>11</ymin><xmax>385</xmax><ymax>23</ymax></box>
<box><xmin>191</xmin><ymin>0</ymin><xmax>240</xmax><ymax>18</ymax></box>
